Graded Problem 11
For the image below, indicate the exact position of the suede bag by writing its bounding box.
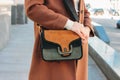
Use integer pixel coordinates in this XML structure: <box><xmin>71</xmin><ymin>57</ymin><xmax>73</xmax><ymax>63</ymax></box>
<box><xmin>40</xmin><ymin>0</ymin><xmax>84</xmax><ymax>61</ymax></box>
<box><xmin>40</xmin><ymin>30</ymin><xmax>82</xmax><ymax>61</ymax></box>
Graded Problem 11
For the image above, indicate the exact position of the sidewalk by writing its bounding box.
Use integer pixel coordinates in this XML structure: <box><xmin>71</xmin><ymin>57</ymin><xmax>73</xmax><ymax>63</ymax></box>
<box><xmin>0</xmin><ymin>20</ymin><xmax>107</xmax><ymax>80</ymax></box>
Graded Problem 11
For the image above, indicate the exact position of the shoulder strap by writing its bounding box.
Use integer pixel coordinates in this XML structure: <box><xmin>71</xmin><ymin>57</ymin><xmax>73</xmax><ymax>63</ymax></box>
<box><xmin>79</xmin><ymin>0</ymin><xmax>84</xmax><ymax>24</ymax></box>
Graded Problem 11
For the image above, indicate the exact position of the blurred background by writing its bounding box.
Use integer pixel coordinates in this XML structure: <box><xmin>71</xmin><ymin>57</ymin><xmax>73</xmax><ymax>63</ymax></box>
<box><xmin>85</xmin><ymin>0</ymin><xmax>120</xmax><ymax>17</ymax></box>
<box><xmin>0</xmin><ymin>0</ymin><xmax>120</xmax><ymax>80</ymax></box>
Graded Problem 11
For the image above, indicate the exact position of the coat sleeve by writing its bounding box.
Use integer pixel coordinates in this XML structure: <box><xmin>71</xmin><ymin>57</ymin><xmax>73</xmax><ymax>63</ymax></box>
<box><xmin>25</xmin><ymin>0</ymin><xmax>68</xmax><ymax>30</ymax></box>
<box><xmin>84</xmin><ymin>4</ymin><xmax>94</xmax><ymax>36</ymax></box>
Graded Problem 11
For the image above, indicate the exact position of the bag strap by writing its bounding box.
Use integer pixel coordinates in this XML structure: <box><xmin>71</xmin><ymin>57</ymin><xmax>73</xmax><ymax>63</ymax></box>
<box><xmin>79</xmin><ymin>0</ymin><xmax>84</xmax><ymax>24</ymax></box>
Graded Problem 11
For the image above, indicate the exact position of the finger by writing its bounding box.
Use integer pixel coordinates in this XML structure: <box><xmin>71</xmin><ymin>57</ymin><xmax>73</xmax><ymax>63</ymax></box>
<box><xmin>82</xmin><ymin>39</ymin><xmax>88</xmax><ymax>44</ymax></box>
<box><xmin>80</xmin><ymin>30</ymin><xmax>86</xmax><ymax>39</ymax></box>
<box><xmin>81</xmin><ymin>28</ymin><xmax>90</xmax><ymax>38</ymax></box>
<box><xmin>78</xmin><ymin>31</ymin><xmax>86</xmax><ymax>39</ymax></box>
<box><xmin>81</xmin><ymin>36</ymin><xmax>89</xmax><ymax>44</ymax></box>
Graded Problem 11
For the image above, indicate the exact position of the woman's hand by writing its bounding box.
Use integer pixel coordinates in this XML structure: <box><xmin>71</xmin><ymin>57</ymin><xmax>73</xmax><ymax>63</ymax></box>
<box><xmin>71</xmin><ymin>22</ymin><xmax>90</xmax><ymax>44</ymax></box>
<box><xmin>82</xmin><ymin>27</ymin><xmax>90</xmax><ymax>44</ymax></box>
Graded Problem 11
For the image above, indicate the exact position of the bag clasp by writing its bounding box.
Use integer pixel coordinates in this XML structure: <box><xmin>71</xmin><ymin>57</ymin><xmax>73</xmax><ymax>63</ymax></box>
<box><xmin>58</xmin><ymin>45</ymin><xmax>73</xmax><ymax>57</ymax></box>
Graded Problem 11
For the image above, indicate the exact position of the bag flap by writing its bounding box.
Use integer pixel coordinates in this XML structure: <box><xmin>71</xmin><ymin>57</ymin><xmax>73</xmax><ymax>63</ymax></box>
<box><xmin>44</xmin><ymin>30</ymin><xmax>81</xmax><ymax>52</ymax></box>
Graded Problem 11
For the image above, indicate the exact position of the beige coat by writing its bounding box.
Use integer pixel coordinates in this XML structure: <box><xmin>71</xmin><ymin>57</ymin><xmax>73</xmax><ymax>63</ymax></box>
<box><xmin>25</xmin><ymin>0</ymin><xmax>94</xmax><ymax>80</ymax></box>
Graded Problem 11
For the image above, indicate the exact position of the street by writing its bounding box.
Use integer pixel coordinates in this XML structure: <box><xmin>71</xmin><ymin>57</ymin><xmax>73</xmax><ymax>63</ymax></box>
<box><xmin>92</xmin><ymin>17</ymin><xmax>120</xmax><ymax>52</ymax></box>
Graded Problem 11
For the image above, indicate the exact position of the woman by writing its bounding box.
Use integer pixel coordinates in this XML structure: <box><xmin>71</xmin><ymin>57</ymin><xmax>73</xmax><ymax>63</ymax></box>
<box><xmin>25</xmin><ymin>0</ymin><xmax>94</xmax><ymax>80</ymax></box>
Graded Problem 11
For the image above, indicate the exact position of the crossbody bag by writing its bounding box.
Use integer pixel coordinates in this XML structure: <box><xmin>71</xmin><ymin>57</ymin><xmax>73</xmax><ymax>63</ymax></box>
<box><xmin>40</xmin><ymin>0</ymin><xmax>84</xmax><ymax>61</ymax></box>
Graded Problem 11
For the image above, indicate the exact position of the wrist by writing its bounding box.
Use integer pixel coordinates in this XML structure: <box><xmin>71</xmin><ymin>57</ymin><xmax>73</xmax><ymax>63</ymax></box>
<box><xmin>64</xmin><ymin>19</ymin><xmax>74</xmax><ymax>30</ymax></box>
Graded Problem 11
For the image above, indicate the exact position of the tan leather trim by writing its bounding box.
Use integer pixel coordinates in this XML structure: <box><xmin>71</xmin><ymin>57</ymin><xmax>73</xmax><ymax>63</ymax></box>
<box><xmin>44</xmin><ymin>30</ymin><xmax>80</xmax><ymax>52</ymax></box>
<box><xmin>79</xmin><ymin>0</ymin><xmax>84</xmax><ymax>24</ymax></box>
